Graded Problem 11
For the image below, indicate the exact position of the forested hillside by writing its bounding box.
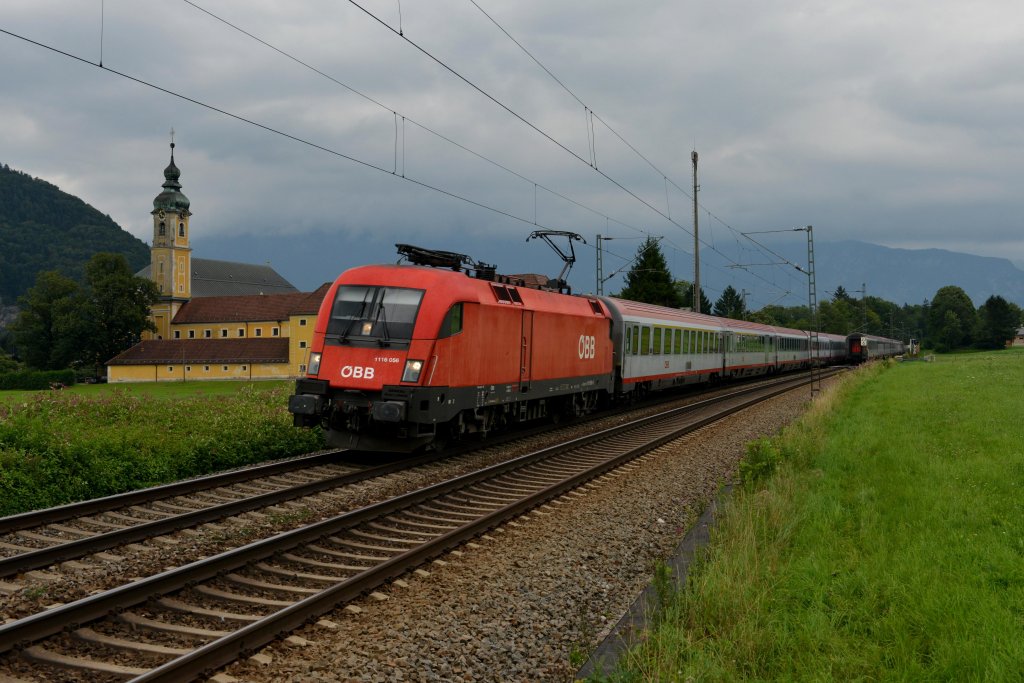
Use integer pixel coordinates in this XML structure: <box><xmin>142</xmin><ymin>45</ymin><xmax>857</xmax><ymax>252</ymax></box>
<box><xmin>0</xmin><ymin>163</ymin><xmax>149</xmax><ymax>306</ymax></box>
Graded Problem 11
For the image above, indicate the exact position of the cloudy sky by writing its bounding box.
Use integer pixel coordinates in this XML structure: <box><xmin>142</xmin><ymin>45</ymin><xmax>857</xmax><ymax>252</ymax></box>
<box><xmin>2</xmin><ymin>0</ymin><xmax>1022</xmax><ymax>308</ymax></box>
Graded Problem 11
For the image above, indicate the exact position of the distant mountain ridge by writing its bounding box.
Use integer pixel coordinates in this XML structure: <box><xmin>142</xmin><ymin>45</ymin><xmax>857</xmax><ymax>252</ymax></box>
<box><xmin>0</xmin><ymin>163</ymin><xmax>149</xmax><ymax>307</ymax></box>
<box><xmin>809</xmin><ymin>240</ymin><xmax>1024</xmax><ymax>307</ymax></box>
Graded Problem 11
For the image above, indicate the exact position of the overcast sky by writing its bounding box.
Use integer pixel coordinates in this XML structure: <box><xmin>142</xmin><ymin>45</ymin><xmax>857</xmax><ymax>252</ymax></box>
<box><xmin>2</xmin><ymin>0</ymin><xmax>1022</xmax><ymax>307</ymax></box>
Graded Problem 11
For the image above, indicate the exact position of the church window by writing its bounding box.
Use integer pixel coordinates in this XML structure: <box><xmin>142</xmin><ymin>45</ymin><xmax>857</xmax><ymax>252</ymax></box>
<box><xmin>255</xmin><ymin>328</ymin><xmax>263</xmax><ymax>337</ymax></box>
<box><xmin>299</xmin><ymin>364</ymin><xmax>307</xmax><ymax>373</ymax></box>
<box><xmin>159</xmin><ymin>222</ymin><xmax>166</xmax><ymax>236</ymax></box>
<box><xmin>204</xmin><ymin>366</ymin><xmax>210</xmax><ymax>372</ymax></box>
<box><xmin>174</xmin><ymin>331</ymin><xmax>180</xmax><ymax>339</ymax></box>
<box><xmin>222</xmin><ymin>365</ymin><xmax>228</xmax><ymax>371</ymax></box>
<box><xmin>299</xmin><ymin>341</ymin><xmax>307</xmax><ymax>349</ymax></box>
<box><xmin>238</xmin><ymin>328</ymin><xmax>245</xmax><ymax>337</ymax></box>
<box><xmin>242</xmin><ymin>365</ymin><xmax>247</xmax><ymax>371</ymax></box>
<box><xmin>158</xmin><ymin>261</ymin><xmax>163</xmax><ymax>274</ymax></box>
<box><xmin>272</xmin><ymin>327</ymin><xmax>280</xmax><ymax>337</ymax></box>
<box><xmin>204</xmin><ymin>329</ymin><xmax>211</xmax><ymax>338</ymax></box>
<box><xmin>186</xmin><ymin>366</ymin><xmax>192</xmax><ymax>372</ymax></box>
<box><xmin>179</xmin><ymin>222</ymin><xmax>185</xmax><ymax>237</ymax></box>
<box><xmin>188</xmin><ymin>330</ymin><xmax>195</xmax><ymax>339</ymax></box>
<box><xmin>221</xmin><ymin>329</ymin><xmax>228</xmax><ymax>338</ymax></box>
<box><xmin>179</xmin><ymin>284</ymin><xmax>184</xmax><ymax>293</ymax></box>
<box><xmin>299</xmin><ymin>318</ymin><xmax>307</xmax><ymax>326</ymax></box>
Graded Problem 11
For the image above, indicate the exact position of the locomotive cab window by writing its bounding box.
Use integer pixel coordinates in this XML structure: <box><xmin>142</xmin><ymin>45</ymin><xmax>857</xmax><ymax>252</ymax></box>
<box><xmin>438</xmin><ymin>303</ymin><xmax>464</xmax><ymax>338</ymax></box>
<box><xmin>327</xmin><ymin>285</ymin><xmax>424</xmax><ymax>342</ymax></box>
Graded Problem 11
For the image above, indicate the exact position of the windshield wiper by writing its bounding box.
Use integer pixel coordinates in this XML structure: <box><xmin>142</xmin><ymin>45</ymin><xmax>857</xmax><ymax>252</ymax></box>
<box><xmin>374</xmin><ymin>299</ymin><xmax>391</xmax><ymax>347</ymax></box>
<box><xmin>339</xmin><ymin>288</ymin><xmax>373</xmax><ymax>343</ymax></box>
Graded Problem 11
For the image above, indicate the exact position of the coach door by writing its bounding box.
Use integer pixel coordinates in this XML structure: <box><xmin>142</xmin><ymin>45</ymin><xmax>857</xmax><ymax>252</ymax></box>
<box><xmin>520</xmin><ymin>310</ymin><xmax>534</xmax><ymax>390</ymax></box>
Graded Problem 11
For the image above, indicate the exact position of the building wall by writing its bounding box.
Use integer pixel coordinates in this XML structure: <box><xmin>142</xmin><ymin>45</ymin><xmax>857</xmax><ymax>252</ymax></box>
<box><xmin>168</xmin><ymin>320</ymin><xmax>292</xmax><ymax>341</ymax></box>
<box><xmin>108</xmin><ymin>361</ymin><xmax>291</xmax><ymax>383</ymax></box>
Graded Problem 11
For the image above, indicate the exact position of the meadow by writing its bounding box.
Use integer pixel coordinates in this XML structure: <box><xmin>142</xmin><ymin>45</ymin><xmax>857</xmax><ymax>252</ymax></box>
<box><xmin>598</xmin><ymin>350</ymin><xmax>1024</xmax><ymax>681</ymax></box>
<box><xmin>0</xmin><ymin>381</ymin><xmax>323</xmax><ymax>516</ymax></box>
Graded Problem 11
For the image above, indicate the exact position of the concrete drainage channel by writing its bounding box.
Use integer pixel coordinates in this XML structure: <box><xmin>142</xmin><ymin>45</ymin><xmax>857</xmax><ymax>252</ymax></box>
<box><xmin>576</xmin><ymin>482</ymin><xmax>733</xmax><ymax>679</ymax></box>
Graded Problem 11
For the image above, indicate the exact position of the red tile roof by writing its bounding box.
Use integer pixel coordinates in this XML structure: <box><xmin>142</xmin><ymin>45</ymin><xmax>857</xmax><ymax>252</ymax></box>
<box><xmin>107</xmin><ymin>338</ymin><xmax>289</xmax><ymax>365</ymax></box>
<box><xmin>171</xmin><ymin>283</ymin><xmax>331</xmax><ymax>324</ymax></box>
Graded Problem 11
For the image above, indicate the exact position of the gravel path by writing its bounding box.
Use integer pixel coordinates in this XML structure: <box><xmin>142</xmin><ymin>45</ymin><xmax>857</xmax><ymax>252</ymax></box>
<box><xmin>217</xmin><ymin>384</ymin><xmax>818</xmax><ymax>683</ymax></box>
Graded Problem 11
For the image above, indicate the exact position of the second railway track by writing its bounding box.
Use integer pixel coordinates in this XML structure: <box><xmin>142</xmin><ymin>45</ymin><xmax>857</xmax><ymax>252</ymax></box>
<box><xmin>0</xmin><ymin>370</ymin><xmax>832</xmax><ymax>682</ymax></box>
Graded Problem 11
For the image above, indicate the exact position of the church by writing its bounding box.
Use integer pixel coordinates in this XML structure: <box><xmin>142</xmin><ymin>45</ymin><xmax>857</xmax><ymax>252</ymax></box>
<box><xmin>106</xmin><ymin>143</ymin><xmax>329</xmax><ymax>382</ymax></box>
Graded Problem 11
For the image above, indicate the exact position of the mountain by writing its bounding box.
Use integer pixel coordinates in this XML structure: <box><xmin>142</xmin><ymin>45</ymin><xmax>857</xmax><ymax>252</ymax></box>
<box><xmin>0</xmin><ymin>163</ymin><xmax>149</xmax><ymax>307</ymax></box>
<box><xmin>810</xmin><ymin>241</ymin><xmax>1024</xmax><ymax>307</ymax></box>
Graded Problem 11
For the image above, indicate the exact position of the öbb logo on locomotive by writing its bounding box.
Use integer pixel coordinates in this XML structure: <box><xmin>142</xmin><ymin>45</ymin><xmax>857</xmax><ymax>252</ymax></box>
<box><xmin>578</xmin><ymin>334</ymin><xmax>596</xmax><ymax>359</ymax></box>
<box><xmin>340</xmin><ymin>365</ymin><xmax>375</xmax><ymax>379</ymax></box>
<box><xmin>288</xmin><ymin>244</ymin><xmax>905</xmax><ymax>452</ymax></box>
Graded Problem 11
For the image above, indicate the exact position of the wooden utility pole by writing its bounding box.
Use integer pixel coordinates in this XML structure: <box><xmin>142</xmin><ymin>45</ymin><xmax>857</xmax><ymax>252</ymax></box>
<box><xmin>692</xmin><ymin>150</ymin><xmax>701</xmax><ymax>313</ymax></box>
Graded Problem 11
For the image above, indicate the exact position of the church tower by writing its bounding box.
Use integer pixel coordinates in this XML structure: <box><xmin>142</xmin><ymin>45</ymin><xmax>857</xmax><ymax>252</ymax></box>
<box><xmin>148</xmin><ymin>135</ymin><xmax>192</xmax><ymax>339</ymax></box>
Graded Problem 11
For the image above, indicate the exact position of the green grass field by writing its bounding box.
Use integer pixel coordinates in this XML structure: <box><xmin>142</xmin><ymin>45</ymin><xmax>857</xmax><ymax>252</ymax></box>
<box><xmin>0</xmin><ymin>379</ymin><xmax>292</xmax><ymax>405</ymax></box>
<box><xmin>0</xmin><ymin>380</ymin><xmax>321</xmax><ymax>516</ymax></box>
<box><xmin>597</xmin><ymin>350</ymin><xmax>1024</xmax><ymax>681</ymax></box>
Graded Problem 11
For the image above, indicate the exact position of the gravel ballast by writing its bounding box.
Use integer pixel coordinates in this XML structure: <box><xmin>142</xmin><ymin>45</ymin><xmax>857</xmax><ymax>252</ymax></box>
<box><xmin>219</xmin><ymin>386</ymin><xmax>817</xmax><ymax>682</ymax></box>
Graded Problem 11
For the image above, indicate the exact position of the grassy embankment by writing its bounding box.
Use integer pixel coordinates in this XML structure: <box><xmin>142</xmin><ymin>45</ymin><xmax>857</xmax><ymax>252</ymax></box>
<box><xmin>0</xmin><ymin>381</ymin><xmax>323</xmax><ymax>517</ymax></box>
<box><xmin>598</xmin><ymin>350</ymin><xmax>1024</xmax><ymax>681</ymax></box>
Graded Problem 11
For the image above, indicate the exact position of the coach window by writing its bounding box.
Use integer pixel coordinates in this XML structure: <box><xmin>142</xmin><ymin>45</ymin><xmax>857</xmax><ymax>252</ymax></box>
<box><xmin>631</xmin><ymin>325</ymin><xmax>640</xmax><ymax>355</ymax></box>
<box><xmin>673</xmin><ymin>329</ymin><xmax>681</xmax><ymax>354</ymax></box>
<box><xmin>640</xmin><ymin>326</ymin><xmax>651</xmax><ymax>355</ymax></box>
<box><xmin>438</xmin><ymin>303</ymin><xmax>463</xmax><ymax>338</ymax></box>
<box><xmin>625</xmin><ymin>326</ymin><xmax>632</xmax><ymax>354</ymax></box>
<box><xmin>653</xmin><ymin>328</ymin><xmax>662</xmax><ymax>355</ymax></box>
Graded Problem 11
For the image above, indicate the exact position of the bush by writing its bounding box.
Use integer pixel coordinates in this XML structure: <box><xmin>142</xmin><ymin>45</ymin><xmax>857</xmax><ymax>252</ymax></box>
<box><xmin>738</xmin><ymin>437</ymin><xmax>782</xmax><ymax>488</ymax></box>
<box><xmin>0</xmin><ymin>369</ymin><xmax>75</xmax><ymax>390</ymax></box>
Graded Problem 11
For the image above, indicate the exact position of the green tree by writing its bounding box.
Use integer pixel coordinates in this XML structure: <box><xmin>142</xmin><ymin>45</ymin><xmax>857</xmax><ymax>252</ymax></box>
<box><xmin>616</xmin><ymin>237</ymin><xmax>683</xmax><ymax>308</ymax></box>
<box><xmin>673</xmin><ymin>279</ymin><xmax>712</xmax><ymax>313</ymax></box>
<box><xmin>74</xmin><ymin>253</ymin><xmax>160</xmax><ymax>372</ymax></box>
<box><xmin>975</xmin><ymin>295</ymin><xmax>1017</xmax><ymax>349</ymax></box>
<box><xmin>713</xmin><ymin>285</ymin><xmax>747</xmax><ymax>319</ymax></box>
<box><xmin>11</xmin><ymin>270</ymin><xmax>80</xmax><ymax>369</ymax></box>
<box><xmin>936</xmin><ymin>310</ymin><xmax>964</xmax><ymax>352</ymax></box>
<box><xmin>832</xmin><ymin>285</ymin><xmax>852</xmax><ymax>303</ymax></box>
<box><xmin>929</xmin><ymin>286</ymin><xmax>976</xmax><ymax>349</ymax></box>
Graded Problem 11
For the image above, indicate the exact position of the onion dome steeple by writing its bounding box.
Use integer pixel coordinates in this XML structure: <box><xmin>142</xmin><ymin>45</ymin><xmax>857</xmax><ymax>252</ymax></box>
<box><xmin>152</xmin><ymin>137</ymin><xmax>190</xmax><ymax>214</ymax></box>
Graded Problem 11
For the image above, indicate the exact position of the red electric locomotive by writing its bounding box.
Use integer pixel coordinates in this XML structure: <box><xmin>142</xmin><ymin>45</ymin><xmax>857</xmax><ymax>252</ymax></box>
<box><xmin>289</xmin><ymin>246</ymin><xmax>613</xmax><ymax>450</ymax></box>
<box><xmin>290</xmin><ymin>244</ymin><xmax>904</xmax><ymax>452</ymax></box>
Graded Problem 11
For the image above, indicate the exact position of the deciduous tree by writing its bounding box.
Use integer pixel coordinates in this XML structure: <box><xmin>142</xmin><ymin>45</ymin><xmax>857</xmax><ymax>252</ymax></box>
<box><xmin>928</xmin><ymin>286</ymin><xmax>975</xmax><ymax>349</ymax></box>
<box><xmin>75</xmin><ymin>253</ymin><xmax>160</xmax><ymax>372</ymax></box>
<box><xmin>11</xmin><ymin>270</ymin><xmax>80</xmax><ymax>369</ymax></box>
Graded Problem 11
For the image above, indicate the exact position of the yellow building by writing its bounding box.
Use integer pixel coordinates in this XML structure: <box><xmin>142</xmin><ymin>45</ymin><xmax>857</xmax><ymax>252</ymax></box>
<box><xmin>106</xmin><ymin>143</ymin><xmax>329</xmax><ymax>382</ymax></box>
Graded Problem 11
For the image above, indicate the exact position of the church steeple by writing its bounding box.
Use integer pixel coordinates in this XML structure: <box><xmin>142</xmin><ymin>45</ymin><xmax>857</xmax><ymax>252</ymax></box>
<box><xmin>148</xmin><ymin>131</ymin><xmax>193</xmax><ymax>339</ymax></box>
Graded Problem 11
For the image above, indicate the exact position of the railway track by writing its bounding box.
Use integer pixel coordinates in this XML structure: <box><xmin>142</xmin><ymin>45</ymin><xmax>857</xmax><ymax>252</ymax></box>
<box><xmin>0</xmin><ymin>370</ymin><xmax>832</xmax><ymax>682</ymax></box>
<box><xmin>0</xmin><ymin>450</ymin><xmax>454</xmax><ymax>580</ymax></box>
<box><xmin>0</xmin><ymin>370</ymin><xmax>827</xmax><ymax>582</ymax></box>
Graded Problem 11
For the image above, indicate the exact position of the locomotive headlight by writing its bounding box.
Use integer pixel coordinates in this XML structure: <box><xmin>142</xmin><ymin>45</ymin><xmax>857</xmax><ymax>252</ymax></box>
<box><xmin>402</xmin><ymin>359</ymin><xmax>424</xmax><ymax>383</ymax></box>
<box><xmin>308</xmin><ymin>352</ymin><xmax>322</xmax><ymax>375</ymax></box>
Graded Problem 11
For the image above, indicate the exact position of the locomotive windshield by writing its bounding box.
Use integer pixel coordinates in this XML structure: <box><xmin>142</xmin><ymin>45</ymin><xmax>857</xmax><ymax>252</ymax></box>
<box><xmin>327</xmin><ymin>286</ymin><xmax>424</xmax><ymax>342</ymax></box>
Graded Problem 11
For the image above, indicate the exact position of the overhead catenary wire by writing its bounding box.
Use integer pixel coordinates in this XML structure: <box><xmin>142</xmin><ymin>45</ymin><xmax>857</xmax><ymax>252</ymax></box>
<box><xmin>0</xmin><ymin>27</ymin><xmax>587</xmax><ymax>242</ymax></box>
<box><xmin>17</xmin><ymin>3</ymin><xmax>801</xmax><ymax>304</ymax></box>
<box><xmin>461</xmin><ymin>1</ymin><xmax>809</xmax><ymax>300</ymax></box>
